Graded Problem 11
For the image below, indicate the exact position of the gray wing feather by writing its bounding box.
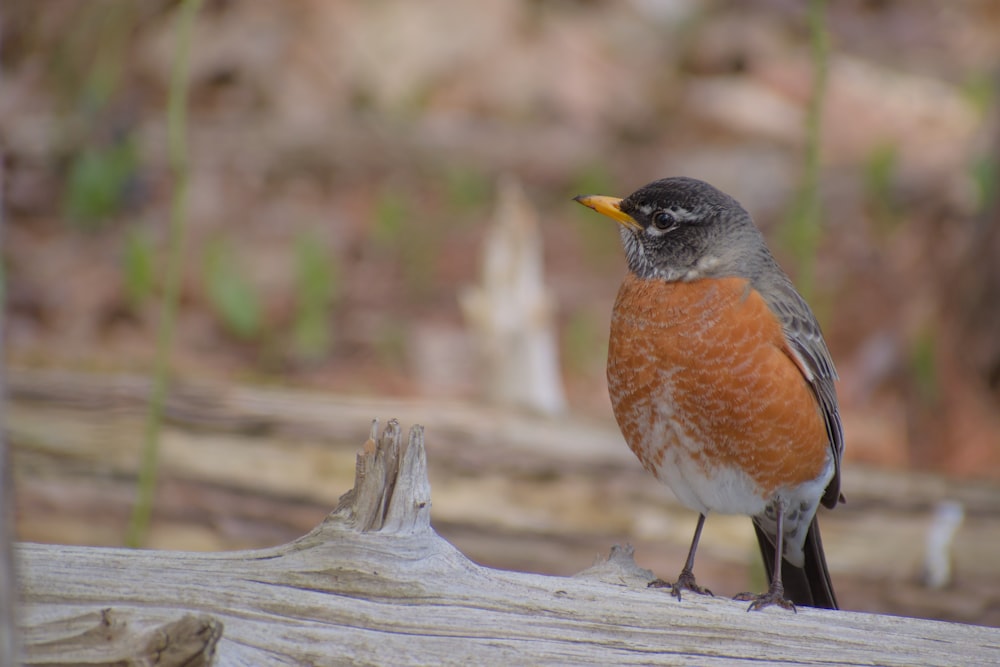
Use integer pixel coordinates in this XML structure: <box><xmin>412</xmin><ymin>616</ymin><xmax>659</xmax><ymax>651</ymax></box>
<box><xmin>759</xmin><ymin>272</ymin><xmax>844</xmax><ymax>509</ymax></box>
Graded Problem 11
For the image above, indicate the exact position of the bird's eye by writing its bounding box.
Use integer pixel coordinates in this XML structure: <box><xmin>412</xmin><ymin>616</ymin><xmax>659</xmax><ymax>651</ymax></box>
<box><xmin>651</xmin><ymin>210</ymin><xmax>676</xmax><ymax>231</ymax></box>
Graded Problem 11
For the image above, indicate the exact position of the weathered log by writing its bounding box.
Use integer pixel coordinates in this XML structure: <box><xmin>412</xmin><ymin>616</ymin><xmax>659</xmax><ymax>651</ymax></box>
<box><xmin>9</xmin><ymin>369</ymin><xmax>1000</xmax><ymax>625</ymax></box>
<box><xmin>15</xmin><ymin>419</ymin><xmax>1000</xmax><ymax>666</ymax></box>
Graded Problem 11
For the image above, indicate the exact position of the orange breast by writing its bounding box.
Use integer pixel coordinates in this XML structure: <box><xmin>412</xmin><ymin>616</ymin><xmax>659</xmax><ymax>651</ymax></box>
<box><xmin>607</xmin><ymin>273</ymin><xmax>829</xmax><ymax>500</ymax></box>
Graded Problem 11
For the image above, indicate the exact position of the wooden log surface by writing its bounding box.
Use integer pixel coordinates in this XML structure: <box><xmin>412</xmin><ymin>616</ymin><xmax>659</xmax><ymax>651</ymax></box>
<box><xmin>8</xmin><ymin>369</ymin><xmax>1000</xmax><ymax>626</ymax></box>
<box><xmin>15</xmin><ymin>419</ymin><xmax>1000</xmax><ymax>666</ymax></box>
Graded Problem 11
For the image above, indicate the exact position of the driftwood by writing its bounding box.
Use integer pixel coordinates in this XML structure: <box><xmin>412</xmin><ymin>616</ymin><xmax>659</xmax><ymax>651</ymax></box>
<box><xmin>9</xmin><ymin>369</ymin><xmax>1000</xmax><ymax>625</ymax></box>
<box><xmin>14</xmin><ymin>418</ymin><xmax>1000</xmax><ymax>666</ymax></box>
<box><xmin>460</xmin><ymin>176</ymin><xmax>567</xmax><ymax>415</ymax></box>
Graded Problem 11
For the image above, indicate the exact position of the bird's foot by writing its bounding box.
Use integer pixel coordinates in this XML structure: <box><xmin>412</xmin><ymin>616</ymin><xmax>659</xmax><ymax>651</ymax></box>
<box><xmin>734</xmin><ymin>582</ymin><xmax>797</xmax><ymax>613</ymax></box>
<box><xmin>649</xmin><ymin>567</ymin><xmax>713</xmax><ymax>601</ymax></box>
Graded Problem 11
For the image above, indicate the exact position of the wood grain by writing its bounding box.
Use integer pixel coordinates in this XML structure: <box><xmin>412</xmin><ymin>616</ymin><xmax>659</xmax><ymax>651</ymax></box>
<box><xmin>14</xmin><ymin>418</ymin><xmax>1000</xmax><ymax>666</ymax></box>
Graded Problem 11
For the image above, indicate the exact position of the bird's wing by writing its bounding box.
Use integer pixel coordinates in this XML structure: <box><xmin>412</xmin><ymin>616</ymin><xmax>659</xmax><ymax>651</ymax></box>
<box><xmin>761</xmin><ymin>275</ymin><xmax>844</xmax><ymax>509</ymax></box>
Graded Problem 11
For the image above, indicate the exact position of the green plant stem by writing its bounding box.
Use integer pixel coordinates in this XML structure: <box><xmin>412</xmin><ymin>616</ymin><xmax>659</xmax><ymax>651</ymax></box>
<box><xmin>126</xmin><ymin>0</ymin><xmax>203</xmax><ymax>548</ymax></box>
<box><xmin>784</xmin><ymin>0</ymin><xmax>829</xmax><ymax>301</ymax></box>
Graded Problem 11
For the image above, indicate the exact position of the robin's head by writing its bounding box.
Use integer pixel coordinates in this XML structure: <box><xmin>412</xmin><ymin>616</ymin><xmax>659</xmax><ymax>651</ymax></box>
<box><xmin>574</xmin><ymin>177</ymin><xmax>769</xmax><ymax>282</ymax></box>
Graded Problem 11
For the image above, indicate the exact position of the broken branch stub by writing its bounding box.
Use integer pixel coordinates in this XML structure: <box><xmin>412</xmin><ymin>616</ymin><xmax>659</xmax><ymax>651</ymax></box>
<box><xmin>331</xmin><ymin>419</ymin><xmax>431</xmax><ymax>534</ymax></box>
<box><xmin>19</xmin><ymin>608</ymin><xmax>221</xmax><ymax>667</ymax></box>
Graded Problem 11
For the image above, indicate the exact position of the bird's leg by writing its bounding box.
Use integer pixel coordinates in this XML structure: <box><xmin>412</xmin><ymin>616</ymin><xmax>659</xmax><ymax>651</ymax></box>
<box><xmin>735</xmin><ymin>502</ymin><xmax>796</xmax><ymax>612</ymax></box>
<box><xmin>649</xmin><ymin>513</ymin><xmax>713</xmax><ymax>600</ymax></box>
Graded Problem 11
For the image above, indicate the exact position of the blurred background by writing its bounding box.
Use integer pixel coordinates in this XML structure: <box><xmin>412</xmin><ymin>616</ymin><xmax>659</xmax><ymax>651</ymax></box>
<box><xmin>4</xmin><ymin>0</ymin><xmax>1000</xmax><ymax>625</ymax></box>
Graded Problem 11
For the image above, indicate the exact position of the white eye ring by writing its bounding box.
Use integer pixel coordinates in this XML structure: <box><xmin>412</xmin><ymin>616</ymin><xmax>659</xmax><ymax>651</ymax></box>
<box><xmin>650</xmin><ymin>210</ymin><xmax>677</xmax><ymax>233</ymax></box>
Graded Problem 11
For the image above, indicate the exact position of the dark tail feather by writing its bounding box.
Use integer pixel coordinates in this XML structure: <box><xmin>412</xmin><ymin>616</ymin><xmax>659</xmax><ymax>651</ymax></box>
<box><xmin>753</xmin><ymin>517</ymin><xmax>838</xmax><ymax>610</ymax></box>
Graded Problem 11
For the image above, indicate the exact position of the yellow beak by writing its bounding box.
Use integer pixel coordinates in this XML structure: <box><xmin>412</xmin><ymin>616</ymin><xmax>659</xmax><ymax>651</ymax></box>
<box><xmin>572</xmin><ymin>195</ymin><xmax>641</xmax><ymax>231</ymax></box>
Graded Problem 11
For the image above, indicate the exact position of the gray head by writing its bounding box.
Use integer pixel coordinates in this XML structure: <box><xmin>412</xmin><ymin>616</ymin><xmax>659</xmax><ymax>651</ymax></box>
<box><xmin>575</xmin><ymin>177</ymin><xmax>773</xmax><ymax>282</ymax></box>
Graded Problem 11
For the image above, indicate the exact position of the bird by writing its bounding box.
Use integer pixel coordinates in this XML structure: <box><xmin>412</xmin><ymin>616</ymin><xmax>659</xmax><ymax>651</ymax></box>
<box><xmin>574</xmin><ymin>176</ymin><xmax>843</xmax><ymax>611</ymax></box>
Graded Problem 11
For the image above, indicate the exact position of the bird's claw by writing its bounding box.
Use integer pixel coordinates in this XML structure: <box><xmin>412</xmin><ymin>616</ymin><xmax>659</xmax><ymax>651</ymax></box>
<box><xmin>649</xmin><ymin>568</ymin><xmax>713</xmax><ymax>601</ymax></box>
<box><xmin>734</xmin><ymin>587</ymin><xmax>797</xmax><ymax>612</ymax></box>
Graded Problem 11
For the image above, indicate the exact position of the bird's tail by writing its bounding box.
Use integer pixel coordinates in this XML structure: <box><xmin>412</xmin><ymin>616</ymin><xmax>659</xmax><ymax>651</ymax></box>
<box><xmin>753</xmin><ymin>516</ymin><xmax>838</xmax><ymax>609</ymax></box>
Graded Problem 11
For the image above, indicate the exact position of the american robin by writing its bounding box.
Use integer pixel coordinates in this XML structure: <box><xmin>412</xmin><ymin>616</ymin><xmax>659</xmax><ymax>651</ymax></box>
<box><xmin>574</xmin><ymin>177</ymin><xmax>843</xmax><ymax>611</ymax></box>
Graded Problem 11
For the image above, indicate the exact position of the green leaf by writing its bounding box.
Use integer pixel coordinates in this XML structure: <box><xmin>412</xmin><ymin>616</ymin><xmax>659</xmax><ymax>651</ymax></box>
<box><xmin>204</xmin><ymin>241</ymin><xmax>262</xmax><ymax>340</ymax></box>
<box><xmin>443</xmin><ymin>165</ymin><xmax>491</xmax><ymax>214</ymax></box>
<box><xmin>911</xmin><ymin>324</ymin><xmax>939</xmax><ymax>404</ymax></box>
<box><xmin>64</xmin><ymin>138</ymin><xmax>138</xmax><ymax>227</ymax></box>
<box><xmin>372</xmin><ymin>187</ymin><xmax>408</xmax><ymax>248</ymax></box>
<box><xmin>972</xmin><ymin>155</ymin><xmax>998</xmax><ymax>213</ymax></box>
<box><xmin>292</xmin><ymin>232</ymin><xmax>338</xmax><ymax>357</ymax></box>
<box><xmin>863</xmin><ymin>142</ymin><xmax>901</xmax><ymax>235</ymax></box>
<box><xmin>122</xmin><ymin>227</ymin><xmax>155</xmax><ymax>307</ymax></box>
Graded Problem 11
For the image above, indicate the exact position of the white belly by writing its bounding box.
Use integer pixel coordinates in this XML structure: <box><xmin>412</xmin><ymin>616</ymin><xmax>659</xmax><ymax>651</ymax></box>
<box><xmin>651</xmin><ymin>433</ymin><xmax>768</xmax><ymax>517</ymax></box>
<box><xmin>632</xmin><ymin>388</ymin><xmax>769</xmax><ymax>517</ymax></box>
